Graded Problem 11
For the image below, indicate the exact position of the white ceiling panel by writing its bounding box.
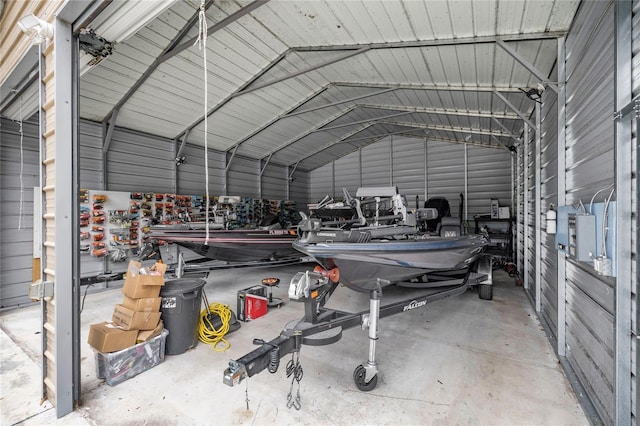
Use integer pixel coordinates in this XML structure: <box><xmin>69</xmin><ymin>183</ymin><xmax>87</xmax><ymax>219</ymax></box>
<box><xmin>49</xmin><ymin>0</ymin><xmax>583</xmax><ymax>171</ymax></box>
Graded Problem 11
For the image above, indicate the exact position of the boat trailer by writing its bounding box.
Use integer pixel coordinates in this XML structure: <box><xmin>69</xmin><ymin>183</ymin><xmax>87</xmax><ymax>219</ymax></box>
<box><xmin>223</xmin><ymin>255</ymin><xmax>492</xmax><ymax>398</ymax></box>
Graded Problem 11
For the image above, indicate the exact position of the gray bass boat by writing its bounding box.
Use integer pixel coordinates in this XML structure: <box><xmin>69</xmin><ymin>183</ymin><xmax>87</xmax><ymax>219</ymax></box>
<box><xmin>293</xmin><ymin>187</ymin><xmax>489</xmax><ymax>292</ymax></box>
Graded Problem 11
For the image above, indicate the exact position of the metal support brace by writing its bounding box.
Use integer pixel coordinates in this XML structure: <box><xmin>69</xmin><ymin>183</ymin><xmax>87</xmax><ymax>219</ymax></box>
<box><xmin>239</xmin><ymin>47</ymin><xmax>371</xmax><ymax>96</ymax></box>
<box><xmin>496</xmin><ymin>39</ymin><xmax>559</xmax><ymax>93</ymax></box>
<box><xmin>260</xmin><ymin>154</ymin><xmax>272</xmax><ymax>176</ymax></box>
<box><xmin>493</xmin><ymin>90</ymin><xmax>536</xmax><ymax>130</ymax></box>
<box><xmin>491</xmin><ymin>117</ymin><xmax>521</xmax><ymax>143</ymax></box>
<box><xmin>176</xmin><ymin>129</ymin><xmax>190</xmax><ymax>161</ymax></box>
<box><xmin>102</xmin><ymin>108</ymin><xmax>118</xmax><ymax>154</ymax></box>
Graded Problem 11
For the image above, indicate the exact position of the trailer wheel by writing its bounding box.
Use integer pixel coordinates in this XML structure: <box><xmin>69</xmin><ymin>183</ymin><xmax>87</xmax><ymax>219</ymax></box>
<box><xmin>478</xmin><ymin>284</ymin><xmax>493</xmax><ymax>300</ymax></box>
<box><xmin>353</xmin><ymin>365</ymin><xmax>377</xmax><ymax>391</ymax></box>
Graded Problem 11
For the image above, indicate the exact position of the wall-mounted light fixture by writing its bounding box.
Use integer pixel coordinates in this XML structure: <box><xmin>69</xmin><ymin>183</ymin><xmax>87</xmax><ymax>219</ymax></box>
<box><xmin>17</xmin><ymin>14</ymin><xmax>54</xmax><ymax>45</ymax></box>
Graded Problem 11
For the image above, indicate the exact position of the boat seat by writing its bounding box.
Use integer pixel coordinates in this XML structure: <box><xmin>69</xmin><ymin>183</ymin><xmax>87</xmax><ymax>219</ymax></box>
<box><xmin>438</xmin><ymin>217</ymin><xmax>461</xmax><ymax>238</ymax></box>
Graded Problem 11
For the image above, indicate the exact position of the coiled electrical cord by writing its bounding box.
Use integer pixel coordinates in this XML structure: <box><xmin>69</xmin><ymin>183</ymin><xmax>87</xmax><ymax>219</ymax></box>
<box><xmin>198</xmin><ymin>302</ymin><xmax>232</xmax><ymax>352</ymax></box>
<box><xmin>268</xmin><ymin>346</ymin><xmax>280</xmax><ymax>373</ymax></box>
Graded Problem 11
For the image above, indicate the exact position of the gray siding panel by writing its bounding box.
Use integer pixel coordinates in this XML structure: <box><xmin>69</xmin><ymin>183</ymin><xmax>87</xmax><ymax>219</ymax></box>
<box><xmin>177</xmin><ymin>144</ymin><xmax>225</xmax><ymax>196</ymax></box>
<box><xmin>392</xmin><ymin>137</ymin><xmax>425</xmax><ymax>207</ymax></box>
<box><xmin>0</xmin><ymin>117</ymin><xmax>39</xmax><ymax>307</ymax></box>
<box><xmin>309</xmin><ymin>137</ymin><xmax>512</xmax><ymax>223</ymax></box>
<box><xmin>227</xmin><ymin>156</ymin><xmax>259</xmax><ymax>199</ymax></box>
<box><xmin>634</xmin><ymin>0</ymin><xmax>640</xmax><ymax>97</ymax></box>
<box><xmin>427</xmin><ymin>141</ymin><xmax>465</xmax><ymax>217</ymax></box>
<box><xmin>334</xmin><ymin>153</ymin><xmax>361</xmax><ymax>197</ymax></box>
<box><xmin>107</xmin><ymin>127</ymin><xmax>175</xmax><ymax>193</ymax></box>
<box><xmin>541</xmin><ymin>63</ymin><xmax>559</xmax><ymax>338</ymax></box>
<box><xmin>310</xmin><ymin>163</ymin><xmax>335</xmax><ymax>202</ymax></box>
<box><xmin>467</xmin><ymin>146</ymin><xmax>512</xmax><ymax>218</ymax></box>
<box><xmin>79</xmin><ymin>120</ymin><xmax>104</xmax><ymax>189</ymax></box>
<box><xmin>526</xmin><ymin>127</ymin><xmax>536</xmax><ymax>302</ymax></box>
<box><xmin>563</xmin><ymin>2</ymin><xmax>616</xmax><ymax>424</ymax></box>
<box><xmin>262</xmin><ymin>163</ymin><xmax>287</xmax><ymax>200</ymax></box>
<box><xmin>361</xmin><ymin>139</ymin><xmax>392</xmax><ymax>188</ymax></box>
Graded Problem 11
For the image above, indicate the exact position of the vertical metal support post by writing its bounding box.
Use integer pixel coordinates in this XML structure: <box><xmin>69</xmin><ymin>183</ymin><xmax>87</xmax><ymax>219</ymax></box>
<box><xmin>523</xmin><ymin>124</ymin><xmax>530</xmax><ymax>290</ymax></box>
<box><xmin>172</xmin><ymin>138</ymin><xmax>178</xmax><ymax>194</ymax></box>
<box><xmin>332</xmin><ymin>161</ymin><xmax>336</xmax><ymax>198</ymax></box>
<box><xmin>37</xmin><ymin>41</ymin><xmax>47</xmax><ymax>402</ymax></box>
<box><xmin>535</xmin><ymin>102</ymin><xmax>541</xmax><ymax>313</ymax></box>
<box><xmin>614</xmin><ymin>1</ymin><xmax>632</xmax><ymax>423</ymax></box>
<box><xmin>556</xmin><ymin>36</ymin><xmax>567</xmax><ymax>357</ymax></box>
<box><xmin>286</xmin><ymin>166</ymin><xmax>290</xmax><ymax>200</ymax></box>
<box><xmin>366</xmin><ymin>287</ymin><xmax>381</xmax><ymax>376</ymax></box>
<box><xmin>358</xmin><ymin>148</ymin><xmax>363</xmax><ymax>189</ymax></box>
<box><xmin>388</xmin><ymin>136</ymin><xmax>392</xmax><ymax>186</ymax></box>
<box><xmin>54</xmin><ymin>16</ymin><xmax>78</xmax><ymax>417</ymax></box>
<box><xmin>223</xmin><ymin>146</ymin><xmax>238</xmax><ymax>196</ymax></box>
<box><xmin>101</xmin><ymin>122</ymin><xmax>107</xmax><ymax>188</ymax></box>
<box><xmin>464</xmin><ymin>144</ymin><xmax>468</xmax><ymax>222</ymax></box>
<box><xmin>424</xmin><ymin>137</ymin><xmax>428</xmax><ymax>203</ymax></box>
<box><xmin>511</xmin><ymin>153</ymin><xmax>516</xmax><ymax>260</ymax></box>
<box><xmin>635</xmin><ymin>104</ymin><xmax>639</xmax><ymax>422</ymax></box>
<box><xmin>258</xmin><ymin>160</ymin><xmax>262</xmax><ymax>199</ymax></box>
<box><xmin>516</xmin><ymin>144</ymin><xmax>522</xmax><ymax>270</ymax></box>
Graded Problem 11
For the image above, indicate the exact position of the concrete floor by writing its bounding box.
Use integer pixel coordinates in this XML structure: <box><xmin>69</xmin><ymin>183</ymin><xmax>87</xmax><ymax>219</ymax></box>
<box><xmin>1</xmin><ymin>263</ymin><xmax>588</xmax><ymax>425</ymax></box>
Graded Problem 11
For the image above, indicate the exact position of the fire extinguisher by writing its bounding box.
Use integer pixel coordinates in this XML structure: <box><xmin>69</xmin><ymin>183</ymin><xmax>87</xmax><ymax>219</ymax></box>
<box><xmin>546</xmin><ymin>204</ymin><xmax>557</xmax><ymax>235</ymax></box>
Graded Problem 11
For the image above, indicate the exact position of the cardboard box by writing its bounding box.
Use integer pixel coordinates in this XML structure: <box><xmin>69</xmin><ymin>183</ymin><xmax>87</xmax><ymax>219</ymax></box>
<box><xmin>95</xmin><ymin>329</ymin><xmax>168</xmax><ymax>386</ymax></box>
<box><xmin>112</xmin><ymin>304</ymin><xmax>162</xmax><ymax>331</ymax></box>
<box><xmin>121</xmin><ymin>261</ymin><xmax>166</xmax><ymax>298</ymax></box>
<box><xmin>87</xmin><ymin>322</ymin><xmax>138</xmax><ymax>353</ymax></box>
<box><xmin>122</xmin><ymin>295</ymin><xmax>161</xmax><ymax>312</ymax></box>
<box><xmin>137</xmin><ymin>320</ymin><xmax>164</xmax><ymax>343</ymax></box>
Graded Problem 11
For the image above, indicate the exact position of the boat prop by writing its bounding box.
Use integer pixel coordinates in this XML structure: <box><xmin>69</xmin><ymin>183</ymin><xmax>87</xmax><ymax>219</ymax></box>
<box><xmin>223</xmin><ymin>255</ymin><xmax>492</xmax><ymax>396</ymax></box>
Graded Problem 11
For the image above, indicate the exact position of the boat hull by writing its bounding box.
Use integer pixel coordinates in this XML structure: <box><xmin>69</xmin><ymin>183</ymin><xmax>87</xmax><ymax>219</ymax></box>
<box><xmin>293</xmin><ymin>235</ymin><xmax>488</xmax><ymax>291</ymax></box>
<box><xmin>150</xmin><ymin>225</ymin><xmax>299</xmax><ymax>262</ymax></box>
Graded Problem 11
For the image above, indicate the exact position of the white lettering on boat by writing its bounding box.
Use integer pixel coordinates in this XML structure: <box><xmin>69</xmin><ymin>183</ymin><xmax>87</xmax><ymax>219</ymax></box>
<box><xmin>317</xmin><ymin>232</ymin><xmax>337</xmax><ymax>237</ymax></box>
<box><xmin>403</xmin><ymin>300</ymin><xmax>427</xmax><ymax>311</ymax></box>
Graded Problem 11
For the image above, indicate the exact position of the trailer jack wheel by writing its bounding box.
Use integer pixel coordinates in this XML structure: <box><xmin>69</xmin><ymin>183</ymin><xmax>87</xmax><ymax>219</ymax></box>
<box><xmin>353</xmin><ymin>364</ymin><xmax>378</xmax><ymax>391</ymax></box>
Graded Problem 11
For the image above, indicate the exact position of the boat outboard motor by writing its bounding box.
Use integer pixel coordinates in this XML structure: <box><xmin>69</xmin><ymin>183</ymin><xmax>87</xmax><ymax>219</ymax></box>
<box><xmin>423</xmin><ymin>197</ymin><xmax>451</xmax><ymax>232</ymax></box>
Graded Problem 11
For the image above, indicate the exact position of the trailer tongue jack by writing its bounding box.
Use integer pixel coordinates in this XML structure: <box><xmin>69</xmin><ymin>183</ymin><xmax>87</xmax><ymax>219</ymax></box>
<box><xmin>223</xmin><ymin>257</ymin><xmax>491</xmax><ymax>393</ymax></box>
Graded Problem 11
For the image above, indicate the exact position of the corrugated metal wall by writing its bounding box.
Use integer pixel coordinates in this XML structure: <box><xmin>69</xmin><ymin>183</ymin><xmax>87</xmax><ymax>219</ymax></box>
<box><xmin>310</xmin><ymin>136</ymin><xmax>512</xmax><ymax>221</ymax></box>
<box><xmin>526</xmin><ymin>124</ymin><xmax>536</xmax><ymax>303</ymax></box>
<box><xmin>467</xmin><ymin>145</ymin><xmax>513</xmax><ymax>218</ymax></box>
<box><xmin>426</xmin><ymin>141</ymin><xmax>465</xmax><ymax>217</ymax></box>
<box><xmin>392</xmin><ymin>137</ymin><xmax>426</xmax><ymax>210</ymax></box>
<box><xmin>177</xmin><ymin>143</ymin><xmax>225</xmax><ymax>196</ymax></box>
<box><xmin>540</xmin><ymin>63</ymin><xmax>559</xmax><ymax>339</ymax></box>
<box><xmin>517</xmin><ymin>141</ymin><xmax>524</xmax><ymax>276</ymax></box>
<box><xmin>106</xmin><ymin>128</ymin><xmax>176</xmax><ymax>193</ymax></box>
<box><xmin>0</xmin><ymin>118</ymin><xmax>309</xmax><ymax>308</ymax></box>
<box><xmin>563</xmin><ymin>2</ymin><xmax>615</xmax><ymax>423</ymax></box>
<box><xmin>0</xmin><ymin>117</ymin><xmax>39</xmax><ymax>308</ymax></box>
<box><xmin>630</xmin><ymin>0</ymin><xmax>639</xmax><ymax>422</ymax></box>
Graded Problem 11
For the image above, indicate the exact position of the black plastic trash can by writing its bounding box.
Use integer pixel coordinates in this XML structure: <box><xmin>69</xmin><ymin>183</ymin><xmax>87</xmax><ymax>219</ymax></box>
<box><xmin>160</xmin><ymin>278</ymin><xmax>206</xmax><ymax>355</ymax></box>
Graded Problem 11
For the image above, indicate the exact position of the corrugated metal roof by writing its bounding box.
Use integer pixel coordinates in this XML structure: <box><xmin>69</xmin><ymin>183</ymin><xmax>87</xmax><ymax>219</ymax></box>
<box><xmin>7</xmin><ymin>0</ymin><xmax>581</xmax><ymax>171</ymax></box>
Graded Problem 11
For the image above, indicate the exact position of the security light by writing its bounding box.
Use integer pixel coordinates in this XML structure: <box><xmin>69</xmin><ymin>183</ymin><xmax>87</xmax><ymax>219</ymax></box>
<box><xmin>519</xmin><ymin>83</ymin><xmax>545</xmax><ymax>104</ymax></box>
<box><xmin>18</xmin><ymin>14</ymin><xmax>54</xmax><ymax>45</ymax></box>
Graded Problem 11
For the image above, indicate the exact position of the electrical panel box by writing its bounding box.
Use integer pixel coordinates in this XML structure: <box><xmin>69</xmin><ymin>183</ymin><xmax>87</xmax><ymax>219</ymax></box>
<box><xmin>567</xmin><ymin>214</ymin><xmax>596</xmax><ymax>262</ymax></box>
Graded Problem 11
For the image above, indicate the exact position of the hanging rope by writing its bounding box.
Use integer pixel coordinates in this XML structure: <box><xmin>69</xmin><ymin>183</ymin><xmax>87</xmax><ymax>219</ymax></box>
<box><xmin>195</xmin><ymin>0</ymin><xmax>210</xmax><ymax>241</ymax></box>
<box><xmin>15</xmin><ymin>91</ymin><xmax>25</xmax><ymax>230</ymax></box>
